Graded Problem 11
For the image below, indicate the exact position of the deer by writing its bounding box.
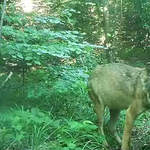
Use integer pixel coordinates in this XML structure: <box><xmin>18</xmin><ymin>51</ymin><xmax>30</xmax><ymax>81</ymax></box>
<box><xmin>88</xmin><ymin>63</ymin><xmax>150</xmax><ymax>150</ymax></box>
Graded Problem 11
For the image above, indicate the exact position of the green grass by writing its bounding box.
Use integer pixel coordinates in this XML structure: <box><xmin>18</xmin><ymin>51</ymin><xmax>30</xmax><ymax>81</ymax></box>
<box><xmin>0</xmin><ymin>106</ymin><xmax>105</xmax><ymax>150</ymax></box>
<box><xmin>1</xmin><ymin>106</ymin><xmax>150</xmax><ymax>150</ymax></box>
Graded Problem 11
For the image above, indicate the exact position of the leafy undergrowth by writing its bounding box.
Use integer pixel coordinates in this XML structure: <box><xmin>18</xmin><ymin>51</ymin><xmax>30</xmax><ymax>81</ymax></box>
<box><xmin>132</xmin><ymin>112</ymin><xmax>150</xmax><ymax>150</ymax></box>
<box><xmin>1</xmin><ymin>107</ymin><xmax>150</xmax><ymax>150</ymax></box>
<box><xmin>0</xmin><ymin>107</ymin><xmax>106</xmax><ymax>150</ymax></box>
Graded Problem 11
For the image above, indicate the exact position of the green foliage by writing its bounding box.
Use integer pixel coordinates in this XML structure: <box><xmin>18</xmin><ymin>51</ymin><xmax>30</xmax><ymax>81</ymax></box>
<box><xmin>1</xmin><ymin>0</ymin><xmax>150</xmax><ymax>150</ymax></box>
<box><xmin>59</xmin><ymin>0</ymin><xmax>103</xmax><ymax>43</ymax></box>
<box><xmin>24</xmin><ymin>66</ymin><xmax>91</xmax><ymax>119</ymax></box>
<box><xmin>1</xmin><ymin>25</ymin><xmax>87</xmax><ymax>66</ymax></box>
<box><xmin>0</xmin><ymin>107</ymin><xmax>105</xmax><ymax>150</ymax></box>
<box><xmin>117</xmin><ymin>47</ymin><xmax>150</xmax><ymax>63</ymax></box>
<box><xmin>0</xmin><ymin>107</ymin><xmax>53</xmax><ymax>149</ymax></box>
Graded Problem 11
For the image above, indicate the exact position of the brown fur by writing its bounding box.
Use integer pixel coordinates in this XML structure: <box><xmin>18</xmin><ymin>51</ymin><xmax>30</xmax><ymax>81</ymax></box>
<box><xmin>88</xmin><ymin>63</ymin><xmax>150</xmax><ymax>150</ymax></box>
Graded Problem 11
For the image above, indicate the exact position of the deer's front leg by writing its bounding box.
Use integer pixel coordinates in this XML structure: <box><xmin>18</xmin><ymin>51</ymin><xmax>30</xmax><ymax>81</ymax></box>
<box><xmin>122</xmin><ymin>102</ymin><xmax>145</xmax><ymax>150</ymax></box>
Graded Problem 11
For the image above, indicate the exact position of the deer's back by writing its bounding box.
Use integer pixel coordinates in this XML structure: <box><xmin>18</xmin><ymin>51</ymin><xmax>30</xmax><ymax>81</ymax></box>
<box><xmin>88</xmin><ymin>63</ymin><xmax>146</xmax><ymax>110</ymax></box>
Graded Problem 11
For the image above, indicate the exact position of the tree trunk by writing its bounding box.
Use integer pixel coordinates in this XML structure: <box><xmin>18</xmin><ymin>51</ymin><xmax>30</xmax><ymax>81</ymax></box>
<box><xmin>0</xmin><ymin>0</ymin><xmax>7</xmax><ymax>46</ymax></box>
<box><xmin>102</xmin><ymin>0</ymin><xmax>111</xmax><ymax>63</ymax></box>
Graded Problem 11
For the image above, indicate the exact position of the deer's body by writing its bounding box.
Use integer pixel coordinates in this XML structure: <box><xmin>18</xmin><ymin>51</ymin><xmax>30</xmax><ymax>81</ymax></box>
<box><xmin>88</xmin><ymin>63</ymin><xmax>150</xmax><ymax>150</ymax></box>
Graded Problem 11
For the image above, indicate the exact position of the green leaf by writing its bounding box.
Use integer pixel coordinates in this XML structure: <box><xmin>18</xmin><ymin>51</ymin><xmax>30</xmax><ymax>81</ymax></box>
<box><xmin>76</xmin><ymin>50</ymin><xmax>81</xmax><ymax>54</ymax></box>
<box><xmin>12</xmin><ymin>55</ymin><xmax>17</xmax><ymax>58</ymax></box>
<box><xmin>34</xmin><ymin>60</ymin><xmax>41</xmax><ymax>65</ymax></box>
<box><xmin>12</xmin><ymin>124</ymin><xmax>22</xmax><ymax>131</ymax></box>
<box><xmin>51</xmin><ymin>120</ymin><xmax>61</xmax><ymax>128</ymax></box>
<box><xmin>25</xmin><ymin>56</ymin><xmax>33</xmax><ymax>60</ymax></box>
<box><xmin>38</xmin><ymin>112</ymin><xmax>45</xmax><ymax>117</ymax></box>
<box><xmin>68</xmin><ymin>143</ymin><xmax>76</xmax><ymax>149</ymax></box>
<box><xmin>83</xmin><ymin>124</ymin><xmax>97</xmax><ymax>131</ymax></box>
<box><xmin>15</xmin><ymin>133</ymin><xmax>24</xmax><ymax>141</ymax></box>
<box><xmin>12</xmin><ymin>116</ymin><xmax>20</xmax><ymax>124</ymax></box>
<box><xmin>27</xmin><ymin>63</ymin><xmax>32</xmax><ymax>66</ymax></box>
<box><xmin>68</xmin><ymin>121</ymin><xmax>82</xmax><ymax>129</ymax></box>
<box><xmin>83</xmin><ymin>120</ymin><xmax>93</xmax><ymax>125</ymax></box>
<box><xmin>17</xmin><ymin>53</ymin><xmax>23</xmax><ymax>59</ymax></box>
<box><xmin>107</xmin><ymin>33</ymin><xmax>111</xmax><ymax>37</ymax></box>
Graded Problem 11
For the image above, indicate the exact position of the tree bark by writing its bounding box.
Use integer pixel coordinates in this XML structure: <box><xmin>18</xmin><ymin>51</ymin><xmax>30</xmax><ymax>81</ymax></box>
<box><xmin>102</xmin><ymin>0</ymin><xmax>111</xmax><ymax>63</ymax></box>
<box><xmin>0</xmin><ymin>0</ymin><xmax>7</xmax><ymax>46</ymax></box>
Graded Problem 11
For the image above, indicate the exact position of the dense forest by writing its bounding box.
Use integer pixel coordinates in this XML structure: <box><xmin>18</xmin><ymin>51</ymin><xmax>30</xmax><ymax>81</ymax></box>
<box><xmin>0</xmin><ymin>0</ymin><xmax>150</xmax><ymax>150</ymax></box>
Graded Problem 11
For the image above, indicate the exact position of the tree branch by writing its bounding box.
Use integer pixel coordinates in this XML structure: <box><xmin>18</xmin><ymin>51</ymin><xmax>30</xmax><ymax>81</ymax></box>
<box><xmin>0</xmin><ymin>72</ymin><xmax>13</xmax><ymax>90</ymax></box>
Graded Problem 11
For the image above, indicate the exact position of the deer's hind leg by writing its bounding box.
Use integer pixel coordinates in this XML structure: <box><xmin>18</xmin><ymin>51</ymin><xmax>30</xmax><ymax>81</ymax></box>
<box><xmin>89</xmin><ymin>92</ymin><xmax>108</xmax><ymax>147</ymax></box>
<box><xmin>94</xmin><ymin>101</ymin><xmax>109</xmax><ymax>147</ymax></box>
<box><xmin>108</xmin><ymin>109</ymin><xmax>121</xmax><ymax>144</ymax></box>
